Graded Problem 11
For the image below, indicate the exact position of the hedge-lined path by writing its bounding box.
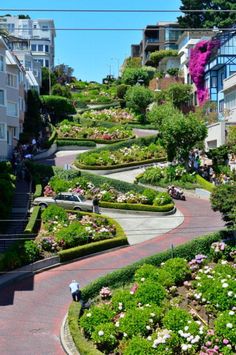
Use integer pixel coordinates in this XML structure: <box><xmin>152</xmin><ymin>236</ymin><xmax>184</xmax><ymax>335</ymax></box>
<box><xmin>0</xmin><ymin>151</ymin><xmax>225</xmax><ymax>354</ymax></box>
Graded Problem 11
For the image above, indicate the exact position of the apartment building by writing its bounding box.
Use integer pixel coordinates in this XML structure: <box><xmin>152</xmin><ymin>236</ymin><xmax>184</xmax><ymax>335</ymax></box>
<box><xmin>0</xmin><ymin>16</ymin><xmax>56</xmax><ymax>69</ymax></box>
<box><xmin>0</xmin><ymin>37</ymin><xmax>26</xmax><ymax>159</ymax></box>
<box><xmin>131</xmin><ymin>22</ymin><xmax>182</xmax><ymax>66</ymax></box>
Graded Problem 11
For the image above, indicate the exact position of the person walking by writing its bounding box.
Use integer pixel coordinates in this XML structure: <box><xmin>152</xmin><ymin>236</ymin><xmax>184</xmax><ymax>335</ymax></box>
<box><xmin>92</xmin><ymin>195</ymin><xmax>100</xmax><ymax>214</ymax></box>
<box><xmin>69</xmin><ymin>280</ymin><xmax>81</xmax><ymax>302</ymax></box>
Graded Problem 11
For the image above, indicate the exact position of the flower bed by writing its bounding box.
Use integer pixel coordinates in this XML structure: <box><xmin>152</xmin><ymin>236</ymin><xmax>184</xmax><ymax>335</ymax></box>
<box><xmin>79</xmin><ymin>108</ymin><xmax>137</xmax><ymax>124</ymax></box>
<box><xmin>75</xmin><ymin>142</ymin><xmax>166</xmax><ymax>169</ymax></box>
<box><xmin>43</xmin><ymin>175</ymin><xmax>173</xmax><ymax>213</ymax></box>
<box><xmin>136</xmin><ymin>165</ymin><xmax>199</xmax><ymax>190</ymax></box>
<box><xmin>57</xmin><ymin>120</ymin><xmax>134</xmax><ymax>143</ymax></box>
<box><xmin>70</xmin><ymin>236</ymin><xmax>236</xmax><ymax>354</ymax></box>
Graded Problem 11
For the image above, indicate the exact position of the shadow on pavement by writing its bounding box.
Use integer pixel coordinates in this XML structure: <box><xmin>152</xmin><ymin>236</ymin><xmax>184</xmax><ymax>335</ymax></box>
<box><xmin>0</xmin><ymin>274</ymin><xmax>34</xmax><ymax>306</ymax></box>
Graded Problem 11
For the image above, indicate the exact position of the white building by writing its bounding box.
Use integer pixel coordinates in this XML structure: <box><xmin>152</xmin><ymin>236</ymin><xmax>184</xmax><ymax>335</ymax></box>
<box><xmin>0</xmin><ymin>37</ymin><xmax>26</xmax><ymax>159</ymax></box>
<box><xmin>0</xmin><ymin>16</ymin><xmax>56</xmax><ymax>69</ymax></box>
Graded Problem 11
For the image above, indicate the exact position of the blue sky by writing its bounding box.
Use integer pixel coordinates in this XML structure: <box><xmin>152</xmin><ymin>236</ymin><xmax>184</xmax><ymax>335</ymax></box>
<box><xmin>2</xmin><ymin>0</ymin><xmax>181</xmax><ymax>82</ymax></box>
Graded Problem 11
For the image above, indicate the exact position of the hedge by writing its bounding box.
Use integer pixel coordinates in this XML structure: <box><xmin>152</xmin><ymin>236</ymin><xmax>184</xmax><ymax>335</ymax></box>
<box><xmin>99</xmin><ymin>201</ymin><xmax>175</xmax><ymax>213</ymax></box>
<box><xmin>57</xmin><ymin>136</ymin><xmax>135</xmax><ymax>145</ymax></box>
<box><xmin>196</xmin><ymin>174</ymin><xmax>215</xmax><ymax>193</ymax></box>
<box><xmin>24</xmin><ymin>206</ymin><xmax>41</xmax><ymax>234</ymax></box>
<box><xmin>75</xmin><ymin>157</ymin><xmax>166</xmax><ymax>170</ymax></box>
<box><xmin>33</xmin><ymin>184</ymin><xmax>42</xmax><ymax>198</ymax></box>
<box><xmin>43</xmin><ymin>125</ymin><xmax>58</xmax><ymax>149</ymax></box>
<box><xmin>68</xmin><ymin>230</ymin><xmax>227</xmax><ymax>354</ymax></box>
<box><xmin>57</xmin><ymin>139</ymin><xmax>96</xmax><ymax>147</ymax></box>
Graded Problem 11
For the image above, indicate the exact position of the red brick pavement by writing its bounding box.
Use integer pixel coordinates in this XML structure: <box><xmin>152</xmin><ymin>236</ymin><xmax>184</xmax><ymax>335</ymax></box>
<box><xmin>0</xmin><ymin>195</ymin><xmax>225</xmax><ymax>354</ymax></box>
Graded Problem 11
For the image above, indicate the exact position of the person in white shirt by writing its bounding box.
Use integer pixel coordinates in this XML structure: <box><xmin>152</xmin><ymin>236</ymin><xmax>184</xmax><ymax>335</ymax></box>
<box><xmin>69</xmin><ymin>280</ymin><xmax>81</xmax><ymax>302</ymax></box>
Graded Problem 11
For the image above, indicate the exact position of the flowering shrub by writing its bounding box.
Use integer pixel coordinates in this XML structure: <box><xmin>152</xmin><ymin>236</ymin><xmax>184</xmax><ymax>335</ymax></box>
<box><xmin>134</xmin><ymin>264</ymin><xmax>174</xmax><ymax>288</ymax></box>
<box><xmin>80</xmin><ymin>108</ymin><xmax>136</xmax><ymax>123</ymax></box>
<box><xmin>135</xmin><ymin>281</ymin><xmax>166</xmax><ymax>306</ymax></box>
<box><xmin>41</xmin><ymin>205</ymin><xmax>69</xmax><ymax>232</ymax></box>
<box><xmin>210</xmin><ymin>241</ymin><xmax>230</xmax><ymax>262</ymax></box>
<box><xmin>39</xmin><ymin>236</ymin><xmax>59</xmax><ymax>252</ymax></box>
<box><xmin>80</xmin><ymin>304</ymin><xmax>115</xmax><ymax>337</ymax></box>
<box><xmin>91</xmin><ymin>322</ymin><xmax>117</xmax><ymax>352</ymax></box>
<box><xmin>111</xmin><ymin>289</ymin><xmax>137</xmax><ymax>311</ymax></box>
<box><xmin>99</xmin><ymin>287</ymin><xmax>112</xmax><ymax>300</ymax></box>
<box><xmin>161</xmin><ymin>258</ymin><xmax>191</xmax><ymax>284</ymax></box>
<box><xmin>189</xmin><ymin>254</ymin><xmax>208</xmax><ymax>271</ymax></box>
<box><xmin>43</xmin><ymin>184</ymin><xmax>55</xmax><ymax>197</ymax></box>
<box><xmin>214</xmin><ymin>310</ymin><xmax>236</xmax><ymax>346</ymax></box>
<box><xmin>189</xmin><ymin>39</ymin><xmax>219</xmax><ymax>105</ymax></box>
<box><xmin>123</xmin><ymin>336</ymin><xmax>155</xmax><ymax>355</ymax></box>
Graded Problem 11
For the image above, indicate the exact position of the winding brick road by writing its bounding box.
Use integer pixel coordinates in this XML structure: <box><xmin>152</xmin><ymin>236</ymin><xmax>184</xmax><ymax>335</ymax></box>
<box><xmin>0</xmin><ymin>153</ymin><xmax>225</xmax><ymax>354</ymax></box>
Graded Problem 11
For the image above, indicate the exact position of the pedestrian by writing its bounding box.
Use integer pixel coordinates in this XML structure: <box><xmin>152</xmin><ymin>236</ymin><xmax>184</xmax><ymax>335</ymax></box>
<box><xmin>92</xmin><ymin>195</ymin><xmax>100</xmax><ymax>214</ymax></box>
<box><xmin>69</xmin><ymin>280</ymin><xmax>81</xmax><ymax>302</ymax></box>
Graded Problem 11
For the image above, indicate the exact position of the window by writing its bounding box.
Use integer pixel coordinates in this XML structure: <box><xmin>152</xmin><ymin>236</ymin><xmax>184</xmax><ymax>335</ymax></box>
<box><xmin>219</xmin><ymin>99</ymin><xmax>224</xmax><ymax>113</ymax></box>
<box><xmin>38</xmin><ymin>44</ymin><xmax>43</xmax><ymax>51</ymax></box>
<box><xmin>42</xmin><ymin>25</ymin><xmax>49</xmax><ymax>31</ymax></box>
<box><xmin>211</xmin><ymin>76</ymin><xmax>217</xmax><ymax>88</ymax></box>
<box><xmin>7</xmin><ymin>102</ymin><xmax>18</xmax><ymax>117</ymax></box>
<box><xmin>37</xmin><ymin>59</ymin><xmax>44</xmax><ymax>66</ymax></box>
<box><xmin>45</xmin><ymin>59</ymin><xmax>49</xmax><ymax>68</ymax></box>
<box><xmin>0</xmin><ymin>123</ymin><xmax>6</xmax><ymax>140</ymax></box>
<box><xmin>0</xmin><ymin>55</ymin><xmax>4</xmax><ymax>71</ymax></box>
<box><xmin>31</xmin><ymin>44</ymin><xmax>36</xmax><ymax>51</ymax></box>
<box><xmin>45</xmin><ymin>45</ymin><xmax>49</xmax><ymax>52</ymax></box>
<box><xmin>7</xmin><ymin>73</ymin><xmax>17</xmax><ymax>88</ymax></box>
<box><xmin>13</xmin><ymin>127</ymin><xmax>18</xmax><ymax>138</ymax></box>
<box><xmin>0</xmin><ymin>89</ymin><xmax>5</xmax><ymax>105</ymax></box>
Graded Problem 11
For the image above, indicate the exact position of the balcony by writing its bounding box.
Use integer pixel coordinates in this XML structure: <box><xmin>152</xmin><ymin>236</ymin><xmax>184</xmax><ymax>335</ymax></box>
<box><xmin>144</xmin><ymin>38</ymin><xmax>159</xmax><ymax>51</ymax></box>
<box><xmin>223</xmin><ymin>72</ymin><xmax>236</xmax><ymax>92</ymax></box>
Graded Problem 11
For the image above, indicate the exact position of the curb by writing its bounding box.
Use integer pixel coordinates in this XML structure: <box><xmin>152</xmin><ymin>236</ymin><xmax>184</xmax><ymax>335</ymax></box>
<box><xmin>60</xmin><ymin>313</ymin><xmax>79</xmax><ymax>355</ymax></box>
<box><xmin>100</xmin><ymin>206</ymin><xmax>176</xmax><ymax>216</ymax></box>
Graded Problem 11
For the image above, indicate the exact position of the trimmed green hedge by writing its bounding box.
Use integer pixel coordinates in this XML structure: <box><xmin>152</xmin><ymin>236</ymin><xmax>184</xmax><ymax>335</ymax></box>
<box><xmin>57</xmin><ymin>136</ymin><xmax>135</xmax><ymax>145</ymax></box>
<box><xmin>58</xmin><ymin>211</ymin><xmax>127</xmax><ymax>262</ymax></box>
<box><xmin>75</xmin><ymin>157</ymin><xmax>166</xmax><ymax>170</ymax></box>
<box><xmin>57</xmin><ymin>139</ymin><xmax>96</xmax><ymax>147</ymax></box>
<box><xmin>99</xmin><ymin>201</ymin><xmax>175</xmax><ymax>213</ymax></box>
<box><xmin>196</xmin><ymin>174</ymin><xmax>215</xmax><ymax>193</ymax></box>
<box><xmin>24</xmin><ymin>206</ymin><xmax>41</xmax><ymax>234</ymax></box>
<box><xmin>33</xmin><ymin>184</ymin><xmax>42</xmax><ymax>198</ymax></box>
<box><xmin>68</xmin><ymin>231</ymin><xmax>226</xmax><ymax>354</ymax></box>
<box><xmin>43</xmin><ymin>126</ymin><xmax>58</xmax><ymax>149</ymax></box>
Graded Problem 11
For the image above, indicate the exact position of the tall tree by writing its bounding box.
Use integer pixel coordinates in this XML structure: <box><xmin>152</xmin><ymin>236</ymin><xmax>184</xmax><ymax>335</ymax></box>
<box><xmin>23</xmin><ymin>90</ymin><xmax>42</xmax><ymax>137</ymax></box>
<box><xmin>178</xmin><ymin>0</ymin><xmax>236</xmax><ymax>28</ymax></box>
<box><xmin>53</xmin><ymin>64</ymin><xmax>74</xmax><ymax>85</ymax></box>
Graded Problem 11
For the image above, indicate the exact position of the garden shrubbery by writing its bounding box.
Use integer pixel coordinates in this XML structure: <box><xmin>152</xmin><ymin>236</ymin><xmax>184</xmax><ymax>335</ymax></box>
<box><xmin>0</xmin><ymin>161</ymin><xmax>16</xmax><ymax>228</ymax></box>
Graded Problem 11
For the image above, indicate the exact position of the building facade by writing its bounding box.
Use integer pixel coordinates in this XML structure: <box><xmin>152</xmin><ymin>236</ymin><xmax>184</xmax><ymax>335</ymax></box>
<box><xmin>0</xmin><ymin>16</ymin><xmax>56</xmax><ymax>68</ymax></box>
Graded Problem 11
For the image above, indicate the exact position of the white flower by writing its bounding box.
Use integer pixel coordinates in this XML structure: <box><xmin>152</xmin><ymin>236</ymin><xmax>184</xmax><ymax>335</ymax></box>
<box><xmin>98</xmin><ymin>330</ymin><xmax>104</xmax><ymax>336</ymax></box>
<box><xmin>86</xmin><ymin>313</ymin><xmax>92</xmax><ymax>317</ymax></box>
<box><xmin>149</xmin><ymin>318</ymin><xmax>154</xmax><ymax>323</ymax></box>
<box><xmin>115</xmin><ymin>322</ymin><xmax>119</xmax><ymax>327</ymax></box>
<box><xmin>123</xmin><ymin>332</ymin><xmax>127</xmax><ymax>337</ymax></box>
<box><xmin>228</xmin><ymin>291</ymin><xmax>233</xmax><ymax>297</ymax></box>
<box><xmin>150</xmin><ymin>313</ymin><xmax>155</xmax><ymax>317</ymax></box>
<box><xmin>226</xmin><ymin>323</ymin><xmax>233</xmax><ymax>328</ymax></box>
<box><xmin>221</xmin><ymin>260</ymin><xmax>228</xmax><ymax>265</ymax></box>
<box><xmin>181</xmin><ymin>344</ymin><xmax>190</xmax><ymax>351</ymax></box>
<box><xmin>184</xmin><ymin>326</ymin><xmax>189</xmax><ymax>331</ymax></box>
<box><xmin>146</xmin><ymin>325</ymin><xmax>151</xmax><ymax>330</ymax></box>
<box><xmin>141</xmin><ymin>277</ymin><xmax>145</xmax><ymax>282</ymax></box>
<box><xmin>147</xmin><ymin>336</ymin><xmax>152</xmax><ymax>341</ymax></box>
<box><xmin>229</xmin><ymin>311</ymin><xmax>235</xmax><ymax>315</ymax></box>
<box><xmin>222</xmin><ymin>283</ymin><xmax>229</xmax><ymax>288</ymax></box>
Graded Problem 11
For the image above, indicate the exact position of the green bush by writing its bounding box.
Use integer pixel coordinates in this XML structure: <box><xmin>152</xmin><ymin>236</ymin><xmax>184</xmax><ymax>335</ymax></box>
<box><xmin>91</xmin><ymin>323</ymin><xmax>117</xmax><ymax>353</ymax></box>
<box><xmin>55</xmin><ymin>221</ymin><xmax>88</xmax><ymax>248</ymax></box>
<box><xmin>161</xmin><ymin>258</ymin><xmax>191</xmax><ymax>284</ymax></box>
<box><xmin>41</xmin><ymin>95</ymin><xmax>76</xmax><ymax>123</ymax></box>
<box><xmin>163</xmin><ymin>308</ymin><xmax>192</xmax><ymax>332</ymax></box>
<box><xmin>99</xmin><ymin>201</ymin><xmax>174</xmax><ymax>213</ymax></box>
<box><xmin>24</xmin><ymin>206</ymin><xmax>41</xmax><ymax>234</ymax></box>
<box><xmin>123</xmin><ymin>336</ymin><xmax>155</xmax><ymax>355</ymax></box>
<box><xmin>134</xmin><ymin>264</ymin><xmax>174</xmax><ymax>288</ymax></box>
<box><xmin>41</xmin><ymin>205</ymin><xmax>68</xmax><ymax>231</ymax></box>
<box><xmin>153</xmin><ymin>192</ymin><xmax>172</xmax><ymax>206</ymax></box>
<box><xmin>24</xmin><ymin>240</ymin><xmax>41</xmax><ymax>263</ymax></box>
<box><xmin>49</xmin><ymin>176</ymin><xmax>71</xmax><ymax>193</ymax></box>
<box><xmin>135</xmin><ymin>281</ymin><xmax>166</xmax><ymax>306</ymax></box>
<box><xmin>33</xmin><ymin>184</ymin><xmax>42</xmax><ymax>198</ymax></box>
<box><xmin>111</xmin><ymin>289</ymin><xmax>137</xmax><ymax>311</ymax></box>
<box><xmin>80</xmin><ymin>304</ymin><xmax>115</xmax><ymax>337</ymax></box>
<box><xmin>215</xmin><ymin>310</ymin><xmax>236</xmax><ymax>345</ymax></box>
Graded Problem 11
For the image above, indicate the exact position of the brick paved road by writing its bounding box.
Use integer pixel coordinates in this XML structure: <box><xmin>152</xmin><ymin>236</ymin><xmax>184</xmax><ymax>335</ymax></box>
<box><xmin>0</xmin><ymin>194</ymin><xmax>224</xmax><ymax>354</ymax></box>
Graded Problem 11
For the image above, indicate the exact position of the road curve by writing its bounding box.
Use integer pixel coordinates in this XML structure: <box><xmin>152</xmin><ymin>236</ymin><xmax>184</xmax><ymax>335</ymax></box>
<box><xmin>0</xmin><ymin>153</ymin><xmax>225</xmax><ymax>355</ymax></box>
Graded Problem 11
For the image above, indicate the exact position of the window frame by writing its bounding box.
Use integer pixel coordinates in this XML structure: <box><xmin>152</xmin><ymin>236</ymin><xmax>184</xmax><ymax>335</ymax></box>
<box><xmin>0</xmin><ymin>88</ymin><xmax>6</xmax><ymax>106</ymax></box>
<box><xmin>0</xmin><ymin>123</ymin><xmax>7</xmax><ymax>141</ymax></box>
<box><xmin>7</xmin><ymin>101</ymin><xmax>19</xmax><ymax>118</ymax></box>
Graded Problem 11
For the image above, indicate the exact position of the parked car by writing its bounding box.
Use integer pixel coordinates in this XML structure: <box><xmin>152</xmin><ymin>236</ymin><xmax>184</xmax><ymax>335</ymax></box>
<box><xmin>33</xmin><ymin>192</ymin><xmax>93</xmax><ymax>211</ymax></box>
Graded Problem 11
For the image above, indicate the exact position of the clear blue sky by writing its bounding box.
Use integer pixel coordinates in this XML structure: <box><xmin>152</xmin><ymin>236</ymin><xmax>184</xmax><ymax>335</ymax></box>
<box><xmin>2</xmin><ymin>0</ymin><xmax>181</xmax><ymax>82</ymax></box>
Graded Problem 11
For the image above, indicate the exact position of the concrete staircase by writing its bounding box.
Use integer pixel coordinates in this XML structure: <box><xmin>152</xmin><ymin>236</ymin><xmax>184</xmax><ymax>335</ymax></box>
<box><xmin>0</xmin><ymin>179</ymin><xmax>34</xmax><ymax>252</ymax></box>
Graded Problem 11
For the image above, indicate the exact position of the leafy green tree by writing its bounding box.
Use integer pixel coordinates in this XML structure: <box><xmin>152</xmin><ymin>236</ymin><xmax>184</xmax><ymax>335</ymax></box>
<box><xmin>178</xmin><ymin>0</ymin><xmax>236</xmax><ymax>28</ymax></box>
<box><xmin>51</xmin><ymin>83</ymin><xmax>72</xmax><ymax>98</ymax></box>
<box><xmin>23</xmin><ymin>90</ymin><xmax>42</xmax><ymax>137</ymax></box>
<box><xmin>122</xmin><ymin>67</ymin><xmax>150</xmax><ymax>86</ymax></box>
<box><xmin>227</xmin><ymin>126</ymin><xmax>236</xmax><ymax>150</ymax></box>
<box><xmin>122</xmin><ymin>57</ymin><xmax>142</xmax><ymax>71</ymax></box>
<box><xmin>147</xmin><ymin>102</ymin><xmax>179</xmax><ymax>128</ymax></box>
<box><xmin>150</xmin><ymin>49</ymin><xmax>178</xmax><ymax>67</ymax></box>
<box><xmin>53</xmin><ymin>63</ymin><xmax>74</xmax><ymax>85</ymax></box>
<box><xmin>40</xmin><ymin>67</ymin><xmax>56</xmax><ymax>95</ymax></box>
<box><xmin>166</xmin><ymin>83</ymin><xmax>192</xmax><ymax>110</ymax></box>
<box><xmin>211</xmin><ymin>183</ymin><xmax>236</xmax><ymax>221</ymax></box>
<box><xmin>125</xmin><ymin>86</ymin><xmax>155</xmax><ymax>122</ymax></box>
<box><xmin>161</xmin><ymin>111</ymin><xmax>207</xmax><ymax>162</ymax></box>
<box><xmin>41</xmin><ymin>95</ymin><xmax>76</xmax><ymax>124</ymax></box>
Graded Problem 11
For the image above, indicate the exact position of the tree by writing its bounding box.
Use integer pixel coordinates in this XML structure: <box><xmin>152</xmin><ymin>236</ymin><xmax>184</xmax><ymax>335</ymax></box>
<box><xmin>122</xmin><ymin>57</ymin><xmax>142</xmax><ymax>71</ymax></box>
<box><xmin>41</xmin><ymin>95</ymin><xmax>76</xmax><ymax>124</ymax></box>
<box><xmin>227</xmin><ymin>126</ymin><xmax>236</xmax><ymax>150</ymax></box>
<box><xmin>51</xmin><ymin>83</ymin><xmax>72</xmax><ymax>98</ymax></box>
<box><xmin>40</xmin><ymin>67</ymin><xmax>56</xmax><ymax>95</ymax></box>
<box><xmin>166</xmin><ymin>83</ymin><xmax>192</xmax><ymax>111</ymax></box>
<box><xmin>150</xmin><ymin>50</ymin><xmax>178</xmax><ymax>67</ymax></box>
<box><xmin>178</xmin><ymin>0</ymin><xmax>236</xmax><ymax>28</ymax></box>
<box><xmin>147</xmin><ymin>102</ymin><xmax>179</xmax><ymax>128</ymax></box>
<box><xmin>210</xmin><ymin>183</ymin><xmax>236</xmax><ymax>221</ymax></box>
<box><xmin>23</xmin><ymin>90</ymin><xmax>42</xmax><ymax>138</ymax></box>
<box><xmin>53</xmin><ymin>64</ymin><xmax>74</xmax><ymax>85</ymax></box>
<box><xmin>125</xmin><ymin>86</ymin><xmax>155</xmax><ymax>122</ymax></box>
<box><xmin>161</xmin><ymin>111</ymin><xmax>207</xmax><ymax>162</ymax></box>
<box><xmin>122</xmin><ymin>68</ymin><xmax>150</xmax><ymax>86</ymax></box>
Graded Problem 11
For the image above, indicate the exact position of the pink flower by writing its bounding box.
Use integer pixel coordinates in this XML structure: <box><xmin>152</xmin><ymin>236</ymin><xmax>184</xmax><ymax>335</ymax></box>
<box><xmin>223</xmin><ymin>339</ymin><xmax>229</xmax><ymax>345</ymax></box>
